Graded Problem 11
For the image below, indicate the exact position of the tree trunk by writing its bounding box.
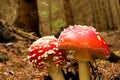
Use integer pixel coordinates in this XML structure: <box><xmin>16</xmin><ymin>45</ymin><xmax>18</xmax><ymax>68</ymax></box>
<box><xmin>62</xmin><ymin>0</ymin><xmax>74</xmax><ymax>27</ymax></box>
<box><xmin>14</xmin><ymin>0</ymin><xmax>41</xmax><ymax>37</ymax></box>
<box><xmin>70</xmin><ymin>0</ymin><xmax>120</xmax><ymax>31</ymax></box>
<box><xmin>37</xmin><ymin>0</ymin><xmax>66</xmax><ymax>36</ymax></box>
<box><xmin>90</xmin><ymin>0</ymin><xmax>119</xmax><ymax>31</ymax></box>
<box><xmin>70</xmin><ymin>0</ymin><xmax>93</xmax><ymax>27</ymax></box>
<box><xmin>36</xmin><ymin>0</ymin><xmax>52</xmax><ymax>36</ymax></box>
<box><xmin>0</xmin><ymin>0</ymin><xmax>18</xmax><ymax>25</ymax></box>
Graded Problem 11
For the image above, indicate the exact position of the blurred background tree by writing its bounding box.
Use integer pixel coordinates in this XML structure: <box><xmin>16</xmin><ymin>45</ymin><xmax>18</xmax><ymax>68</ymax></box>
<box><xmin>0</xmin><ymin>0</ymin><xmax>120</xmax><ymax>36</ymax></box>
<box><xmin>37</xmin><ymin>0</ymin><xmax>66</xmax><ymax>36</ymax></box>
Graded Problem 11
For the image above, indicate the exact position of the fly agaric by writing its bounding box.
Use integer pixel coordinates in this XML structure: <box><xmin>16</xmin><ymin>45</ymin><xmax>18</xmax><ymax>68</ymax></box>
<box><xmin>58</xmin><ymin>25</ymin><xmax>110</xmax><ymax>80</ymax></box>
<box><xmin>28</xmin><ymin>36</ymin><xmax>66</xmax><ymax>80</ymax></box>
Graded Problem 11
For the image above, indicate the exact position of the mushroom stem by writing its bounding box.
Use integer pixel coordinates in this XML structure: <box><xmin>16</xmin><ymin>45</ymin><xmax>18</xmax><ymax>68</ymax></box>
<box><xmin>48</xmin><ymin>63</ymin><xmax>64</xmax><ymax>80</ymax></box>
<box><xmin>78</xmin><ymin>61</ymin><xmax>90</xmax><ymax>80</ymax></box>
<box><xmin>74</xmin><ymin>50</ymin><xmax>92</xmax><ymax>80</ymax></box>
<box><xmin>46</xmin><ymin>57</ymin><xmax>64</xmax><ymax>80</ymax></box>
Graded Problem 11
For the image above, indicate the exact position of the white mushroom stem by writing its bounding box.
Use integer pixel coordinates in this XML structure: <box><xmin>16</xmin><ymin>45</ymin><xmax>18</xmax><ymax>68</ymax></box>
<box><xmin>74</xmin><ymin>50</ymin><xmax>93</xmax><ymax>80</ymax></box>
<box><xmin>48</xmin><ymin>64</ymin><xmax>64</xmax><ymax>80</ymax></box>
<box><xmin>46</xmin><ymin>57</ymin><xmax>64</xmax><ymax>80</ymax></box>
<box><xmin>78</xmin><ymin>61</ymin><xmax>90</xmax><ymax>80</ymax></box>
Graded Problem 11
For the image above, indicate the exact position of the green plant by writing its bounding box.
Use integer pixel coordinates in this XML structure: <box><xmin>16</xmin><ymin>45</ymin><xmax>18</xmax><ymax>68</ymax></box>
<box><xmin>52</xmin><ymin>19</ymin><xmax>66</xmax><ymax>34</ymax></box>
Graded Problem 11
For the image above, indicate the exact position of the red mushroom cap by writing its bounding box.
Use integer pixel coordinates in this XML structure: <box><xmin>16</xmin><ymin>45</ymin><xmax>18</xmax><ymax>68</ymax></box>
<box><xmin>28</xmin><ymin>36</ymin><xmax>66</xmax><ymax>68</ymax></box>
<box><xmin>58</xmin><ymin>25</ymin><xmax>110</xmax><ymax>59</ymax></box>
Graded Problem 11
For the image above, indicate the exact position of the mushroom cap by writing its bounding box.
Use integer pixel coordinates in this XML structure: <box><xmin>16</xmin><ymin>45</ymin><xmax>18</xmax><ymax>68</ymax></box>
<box><xmin>58</xmin><ymin>25</ymin><xmax>110</xmax><ymax>59</ymax></box>
<box><xmin>28</xmin><ymin>36</ymin><xmax>66</xmax><ymax>68</ymax></box>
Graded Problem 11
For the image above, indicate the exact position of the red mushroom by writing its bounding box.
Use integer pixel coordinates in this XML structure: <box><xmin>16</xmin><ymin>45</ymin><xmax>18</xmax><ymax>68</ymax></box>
<box><xmin>58</xmin><ymin>25</ymin><xmax>110</xmax><ymax>80</ymax></box>
<box><xmin>28</xmin><ymin>36</ymin><xmax>66</xmax><ymax>80</ymax></box>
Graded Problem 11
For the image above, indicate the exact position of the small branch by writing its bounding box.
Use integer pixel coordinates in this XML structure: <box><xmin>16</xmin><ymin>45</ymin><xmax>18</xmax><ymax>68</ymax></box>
<box><xmin>7</xmin><ymin>25</ymin><xmax>39</xmax><ymax>41</ymax></box>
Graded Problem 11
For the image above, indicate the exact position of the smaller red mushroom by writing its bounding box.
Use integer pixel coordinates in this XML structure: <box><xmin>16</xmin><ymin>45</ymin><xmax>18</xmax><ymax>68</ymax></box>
<box><xmin>58</xmin><ymin>25</ymin><xmax>110</xmax><ymax>80</ymax></box>
<box><xmin>28</xmin><ymin>36</ymin><xmax>66</xmax><ymax>80</ymax></box>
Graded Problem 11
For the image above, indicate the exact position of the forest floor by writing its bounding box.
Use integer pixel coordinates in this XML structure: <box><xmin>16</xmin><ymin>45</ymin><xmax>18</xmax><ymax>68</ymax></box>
<box><xmin>0</xmin><ymin>29</ymin><xmax>120</xmax><ymax>80</ymax></box>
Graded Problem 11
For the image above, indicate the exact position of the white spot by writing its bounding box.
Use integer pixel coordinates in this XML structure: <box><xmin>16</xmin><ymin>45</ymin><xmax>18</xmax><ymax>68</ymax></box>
<box><xmin>78</xmin><ymin>31</ymin><xmax>82</xmax><ymax>34</ymax></box>
<box><xmin>39</xmin><ymin>50</ymin><xmax>43</xmax><ymax>53</ymax></box>
<box><xmin>38</xmin><ymin>63</ymin><xmax>41</xmax><ymax>65</ymax></box>
<box><xmin>103</xmin><ymin>40</ymin><xmax>107</xmax><ymax>44</ymax></box>
<box><xmin>56</xmin><ymin>64</ymin><xmax>59</xmax><ymax>66</ymax></box>
<box><xmin>35</xmin><ymin>47</ymin><xmax>39</xmax><ymax>49</ymax></box>
<box><xmin>43</xmin><ymin>53</ymin><xmax>48</xmax><ymax>58</ymax></box>
<box><xmin>31</xmin><ymin>60</ymin><xmax>35</xmax><ymax>63</ymax></box>
<box><xmin>34</xmin><ymin>59</ymin><xmax>37</xmax><ymax>63</ymax></box>
<box><xmin>47</xmin><ymin>45</ymin><xmax>50</xmax><ymax>47</ymax></box>
<box><xmin>27</xmin><ymin>55</ymin><xmax>31</xmax><ymax>59</ymax></box>
<box><xmin>44</xmin><ymin>66</ymin><xmax>47</xmax><ymax>69</ymax></box>
<box><xmin>74</xmin><ymin>25</ymin><xmax>77</xmax><ymax>27</ymax></box>
<box><xmin>41</xmin><ymin>55</ymin><xmax>44</xmax><ymax>58</ymax></box>
<box><xmin>63</xmin><ymin>29</ymin><xmax>66</xmax><ymax>31</ymax></box>
<box><xmin>58</xmin><ymin>52</ymin><xmax>62</xmax><ymax>55</ymax></box>
<box><xmin>31</xmin><ymin>54</ymin><xmax>36</xmax><ymax>57</ymax></box>
<box><xmin>46</xmin><ymin>50</ymin><xmax>55</xmax><ymax>54</ymax></box>
<box><xmin>28</xmin><ymin>61</ymin><xmax>31</xmax><ymax>65</ymax></box>
<box><xmin>53</xmin><ymin>48</ymin><xmax>59</xmax><ymax>51</ymax></box>
<box><xmin>39</xmin><ymin>47</ymin><xmax>42</xmax><ymax>49</ymax></box>
<box><xmin>44</xmin><ymin>45</ymin><xmax>48</xmax><ymax>48</ymax></box>
<box><xmin>29</xmin><ymin>49</ymin><xmax>34</xmax><ymax>52</ymax></box>
<box><xmin>69</xmin><ymin>25</ymin><xmax>74</xmax><ymax>29</ymax></box>
<box><xmin>97</xmin><ymin>35</ymin><xmax>102</xmax><ymax>41</ymax></box>
<box><xmin>38</xmin><ymin>56</ymin><xmax>41</xmax><ymax>60</ymax></box>
<box><xmin>59</xmin><ymin>56</ymin><xmax>62</xmax><ymax>58</ymax></box>
<box><xmin>41</xmin><ymin>61</ymin><xmax>45</xmax><ymax>64</ymax></box>
<box><xmin>51</xmin><ymin>42</ymin><xmax>58</xmax><ymax>46</ymax></box>
<box><xmin>60</xmin><ymin>38</ymin><xmax>64</xmax><ymax>42</ymax></box>
<box><xmin>53</xmin><ymin>56</ymin><xmax>59</xmax><ymax>60</ymax></box>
